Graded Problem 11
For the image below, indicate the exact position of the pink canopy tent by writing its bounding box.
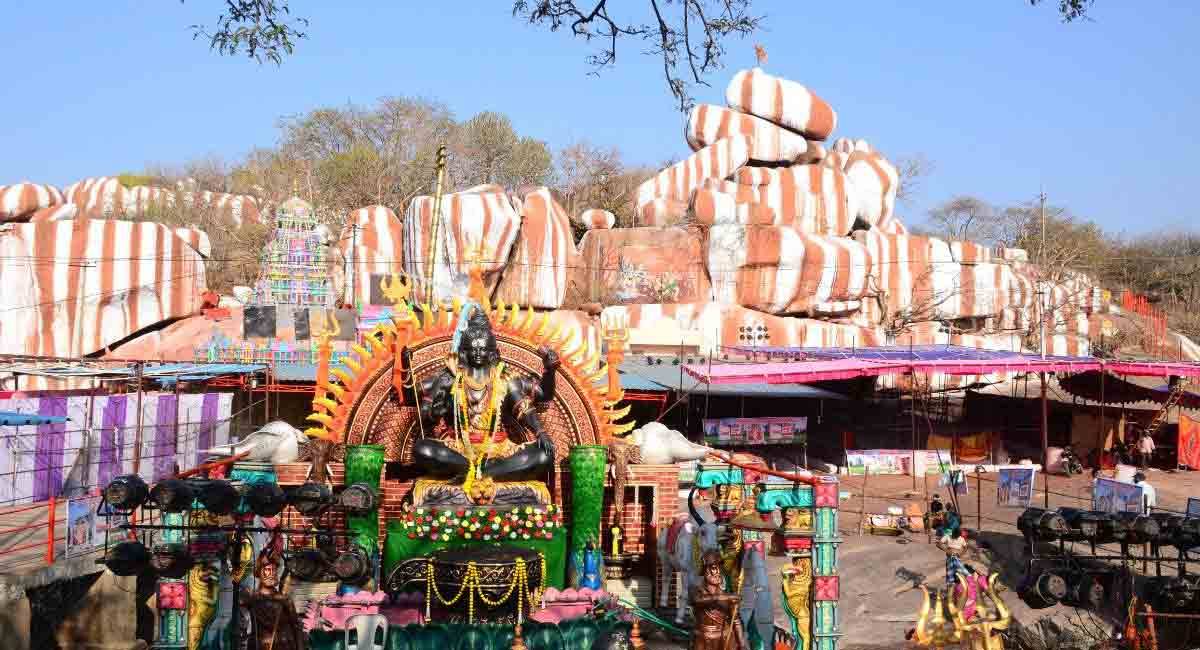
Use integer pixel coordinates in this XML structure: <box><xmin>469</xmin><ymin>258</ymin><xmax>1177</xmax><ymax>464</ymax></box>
<box><xmin>684</xmin><ymin>358</ymin><xmax>909</xmax><ymax>384</ymax></box>
<box><xmin>1104</xmin><ymin>360</ymin><xmax>1200</xmax><ymax>378</ymax></box>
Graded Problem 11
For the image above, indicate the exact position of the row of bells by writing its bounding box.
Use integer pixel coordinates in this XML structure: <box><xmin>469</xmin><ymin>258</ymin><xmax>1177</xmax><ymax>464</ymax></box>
<box><xmin>1017</xmin><ymin>507</ymin><xmax>1200</xmax><ymax>550</ymax></box>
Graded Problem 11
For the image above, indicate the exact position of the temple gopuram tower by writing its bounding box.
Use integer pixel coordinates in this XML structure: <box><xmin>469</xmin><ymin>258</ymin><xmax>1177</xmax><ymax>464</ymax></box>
<box><xmin>253</xmin><ymin>195</ymin><xmax>334</xmax><ymax>307</ymax></box>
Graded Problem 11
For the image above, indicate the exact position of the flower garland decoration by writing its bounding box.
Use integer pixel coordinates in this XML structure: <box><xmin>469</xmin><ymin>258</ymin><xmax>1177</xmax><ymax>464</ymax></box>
<box><xmin>451</xmin><ymin>361</ymin><xmax>506</xmax><ymax>496</ymax></box>
<box><xmin>424</xmin><ymin>552</ymin><xmax>546</xmax><ymax>623</ymax></box>
<box><xmin>399</xmin><ymin>505</ymin><xmax>564</xmax><ymax>543</ymax></box>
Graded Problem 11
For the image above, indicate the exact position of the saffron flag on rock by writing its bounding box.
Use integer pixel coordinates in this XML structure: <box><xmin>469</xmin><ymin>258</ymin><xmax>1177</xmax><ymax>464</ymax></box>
<box><xmin>1179</xmin><ymin>413</ymin><xmax>1200</xmax><ymax>470</ymax></box>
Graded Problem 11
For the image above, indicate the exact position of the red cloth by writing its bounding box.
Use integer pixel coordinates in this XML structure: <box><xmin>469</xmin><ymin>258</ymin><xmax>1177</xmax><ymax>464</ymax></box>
<box><xmin>1180</xmin><ymin>414</ymin><xmax>1200</xmax><ymax>470</ymax></box>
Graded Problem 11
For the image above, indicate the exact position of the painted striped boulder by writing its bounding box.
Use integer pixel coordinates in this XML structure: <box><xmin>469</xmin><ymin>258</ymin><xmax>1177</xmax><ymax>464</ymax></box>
<box><xmin>568</xmin><ymin>227</ymin><xmax>710</xmax><ymax>309</ymax></box>
<box><xmin>686</xmin><ymin>104</ymin><xmax>812</xmax><ymax>163</ymax></box>
<box><xmin>1</xmin><ymin>182</ymin><xmax>64</xmax><ymax>222</ymax></box>
<box><xmin>601</xmin><ymin>302</ymin><xmax>882</xmax><ymax>355</ymax></box>
<box><xmin>126</xmin><ymin>186</ymin><xmax>175</xmax><ymax>217</ymax></box>
<box><xmin>173</xmin><ymin>227</ymin><xmax>212</xmax><ymax>258</ymax></box>
<box><xmin>27</xmin><ymin>204</ymin><xmax>78</xmax><ymax>222</ymax></box>
<box><xmin>635</xmin><ymin>135</ymin><xmax>751</xmax><ymax>211</ymax></box>
<box><xmin>63</xmin><ymin>176</ymin><xmax>131</xmax><ymax>218</ymax></box>
<box><xmin>181</xmin><ymin>191</ymin><xmax>262</xmax><ymax>227</ymax></box>
<box><xmin>724</xmin><ymin>68</ymin><xmax>837</xmax><ymax>140</ymax></box>
<box><xmin>339</xmin><ymin>205</ymin><xmax>403</xmax><ymax>306</ymax></box>
<box><xmin>689</xmin><ymin>185</ymin><xmax>773</xmax><ymax>226</ymax></box>
<box><xmin>724</xmin><ymin>164</ymin><xmax>855</xmax><ymax>235</ymax></box>
<box><xmin>845</xmin><ymin>150</ymin><xmax>899</xmax><ymax>230</ymax></box>
<box><xmin>494</xmin><ymin>187</ymin><xmax>576</xmax><ymax>309</ymax></box>
<box><xmin>708</xmin><ymin>223</ymin><xmax>871</xmax><ymax>316</ymax></box>
<box><xmin>402</xmin><ymin>185</ymin><xmax>520</xmax><ymax>303</ymax></box>
<box><xmin>0</xmin><ymin>219</ymin><xmax>208</xmax><ymax>359</ymax></box>
<box><xmin>637</xmin><ymin>198</ymin><xmax>689</xmax><ymax>228</ymax></box>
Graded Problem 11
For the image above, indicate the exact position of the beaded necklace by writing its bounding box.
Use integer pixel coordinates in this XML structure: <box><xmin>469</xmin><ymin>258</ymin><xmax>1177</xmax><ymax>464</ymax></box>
<box><xmin>452</xmin><ymin>362</ymin><xmax>506</xmax><ymax>494</ymax></box>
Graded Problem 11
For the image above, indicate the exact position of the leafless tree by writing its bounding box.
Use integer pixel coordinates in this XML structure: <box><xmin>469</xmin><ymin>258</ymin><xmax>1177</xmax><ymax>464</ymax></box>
<box><xmin>512</xmin><ymin>0</ymin><xmax>762</xmax><ymax>111</ymax></box>
<box><xmin>925</xmin><ymin>196</ymin><xmax>998</xmax><ymax>243</ymax></box>
<box><xmin>895</xmin><ymin>153</ymin><xmax>936</xmax><ymax>205</ymax></box>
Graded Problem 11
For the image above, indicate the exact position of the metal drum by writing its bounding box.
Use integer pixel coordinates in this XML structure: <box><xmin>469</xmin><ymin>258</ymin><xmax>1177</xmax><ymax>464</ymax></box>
<box><xmin>386</xmin><ymin>546</ymin><xmax>546</xmax><ymax>622</ymax></box>
<box><xmin>1017</xmin><ymin>508</ymin><xmax>1069</xmax><ymax>542</ymax></box>
<box><xmin>1023</xmin><ymin>571</ymin><xmax>1067</xmax><ymax>609</ymax></box>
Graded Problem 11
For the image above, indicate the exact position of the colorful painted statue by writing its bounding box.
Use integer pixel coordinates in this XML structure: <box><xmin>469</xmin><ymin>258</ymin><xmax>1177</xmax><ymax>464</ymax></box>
<box><xmin>780</xmin><ymin>556</ymin><xmax>813</xmax><ymax>650</ymax></box>
<box><xmin>187</xmin><ymin>561</ymin><xmax>221</xmax><ymax>650</ymax></box>
<box><xmin>659</xmin><ymin>489</ymin><xmax>720</xmax><ymax>623</ymax></box>
<box><xmin>581</xmin><ymin>542</ymin><xmax>603</xmax><ymax>590</ymax></box>
<box><xmin>407</xmin><ymin>304</ymin><xmax>559</xmax><ymax>497</ymax></box>
<box><xmin>240</xmin><ymin>537</ymin><xmax>304</xmax><ymax>650</ymax></box>
<box><xmin>691</xmin><ymin>550</ymin><xmax>748</xmax><ymax>650</ymax></box>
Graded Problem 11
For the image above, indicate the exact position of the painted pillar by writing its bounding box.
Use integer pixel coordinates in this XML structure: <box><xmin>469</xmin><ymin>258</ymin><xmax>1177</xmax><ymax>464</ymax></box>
<box><xmin>155</xmin><ymin>512</ymin><xmax>188</xmax><ymax>649</ymax></box>
<box><xmin>811</xmin><ymin>477</ymin><xmax>841</xmax><ymax>650</ymax></box>
<box><xmin>344</xmin><ymin>444</ymin><xmax>385</xmax><ymax>589</ymax></box>
<box><xmin>567</xmin><ymin>445</ymin><xmax>607</xmax><ymax>588</ymax></box>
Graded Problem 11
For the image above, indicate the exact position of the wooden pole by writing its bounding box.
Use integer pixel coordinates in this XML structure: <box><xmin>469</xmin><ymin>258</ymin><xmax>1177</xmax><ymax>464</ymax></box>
<box><xmin>1098</xmin><ymin>368</ymin><xmax>1106</xmax><ymax>468</ymax></box>
<box><xmin>976</xmin><ymin>468</ymin><xmax>983</xmax><ymax>532</ymax></box>
<box><xmin>131</xmin><ymin>362</ymin><xmax>145</xmax><ymax>476</ymax></box>
<box><xmin>859</xmin><ymin>467</ymin><xmax>869</xmax><ymax>535</ymax></box>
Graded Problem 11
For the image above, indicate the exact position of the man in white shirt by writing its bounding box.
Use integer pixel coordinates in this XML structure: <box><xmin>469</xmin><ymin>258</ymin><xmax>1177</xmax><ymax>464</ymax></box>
<box><xmin>1132</xmin><ymin>472</ymin><xmax>1156</xmax><ymax>514</ymax></box>
<box><xmin>1138</xmin><ymin>433</ymin><xmax>1156</xmax><ymax>469</ymax></box>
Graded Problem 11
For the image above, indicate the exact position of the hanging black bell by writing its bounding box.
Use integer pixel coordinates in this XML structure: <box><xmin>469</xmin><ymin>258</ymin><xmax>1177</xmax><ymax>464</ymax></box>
<box><xmin>290</xmin><ymin>482</ymin><xmax>333</xmax><ymax>516</ymax></box>
<box><xmin>246</xmin><ymin>482</ymin><xmax>287</xmax><ymax>517</ymax></box>
<box><xmin>333</xmin><ymin>546</ymin><xmax>371</xmax><ymax>585</ymax></box>
<box><xmin>151</xmin><ymin>479</ymin><xmax>196</xmax><ymax>513</ymax></box>
<box><xmin>100</xmin><ymin>540</ymin><xmax>150</xmax><ymax>576</ymax></box>
<box><xmin>196</xmin><ymin>479</ymin><xmax>239</xmax><ymax>515</ymax></box>
<box><xmin>150</xmin><ymin>543</ymin><xmax>194</xmax><ymax>579</ymax></box>
<box><xmin>339</xmin><ymin>483</ymin><xmax>377</xmax><ymax>515</ymax></box>
<box><xmin>103</xmin><ymin>475</ymin><xmax>149</xmax><ymax>511</ymax></box>
<box><xmin>1021</xmin><ymin>571</ymin><xmax>1067</xmax><ymax>609</ymax></box>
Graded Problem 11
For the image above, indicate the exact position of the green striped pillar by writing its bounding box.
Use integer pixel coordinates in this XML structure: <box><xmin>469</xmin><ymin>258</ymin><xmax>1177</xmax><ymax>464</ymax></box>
<box><xmin>567</xmin><ymin>445</ymin><xmax>607</xmax><ymax>588</ymax></box>
<box><xmin>811</xmin><ymin>478</ymin><xmax>841</xmax><ymax>650</ymax></box>
<box><xmin>344</xmin><ymin>445</ymin><xmax>386</xmax><ymax>564</ymax></box>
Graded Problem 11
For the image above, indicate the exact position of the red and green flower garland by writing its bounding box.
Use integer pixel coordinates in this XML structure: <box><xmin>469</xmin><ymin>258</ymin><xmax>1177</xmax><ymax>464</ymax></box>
<box><xmin>398</xmin><ymin>504</ymin><xmax>564</xmax><ymax>542</ymax></box>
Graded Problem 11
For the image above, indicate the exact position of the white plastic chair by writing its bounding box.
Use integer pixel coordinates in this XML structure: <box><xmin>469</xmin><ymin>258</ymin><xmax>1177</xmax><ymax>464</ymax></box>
<box><xmin>345</xmin><ymin>614</ymin><xmax>388</xmax><ymax>650</ymax></box>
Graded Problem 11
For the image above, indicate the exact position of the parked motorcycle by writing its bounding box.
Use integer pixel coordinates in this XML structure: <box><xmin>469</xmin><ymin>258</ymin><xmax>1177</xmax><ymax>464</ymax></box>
<box><xmin>1060</xmin><ymin>445</ymin><xmax>1084</xmax><ymax>475</ymax></box>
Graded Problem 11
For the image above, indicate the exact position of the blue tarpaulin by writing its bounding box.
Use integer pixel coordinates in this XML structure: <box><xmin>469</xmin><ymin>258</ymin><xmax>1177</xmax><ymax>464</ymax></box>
<box><xmin>0</xmin><ymin>411</ymin><xmax>68</xmax><ymax>426</ymax></box>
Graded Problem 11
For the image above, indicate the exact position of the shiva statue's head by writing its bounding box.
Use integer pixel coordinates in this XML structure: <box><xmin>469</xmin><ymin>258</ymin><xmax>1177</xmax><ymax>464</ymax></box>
<box><xmin>459</xmin><ymin>308</ymin><xmax>501</xmax><ymax>370</ymax></box>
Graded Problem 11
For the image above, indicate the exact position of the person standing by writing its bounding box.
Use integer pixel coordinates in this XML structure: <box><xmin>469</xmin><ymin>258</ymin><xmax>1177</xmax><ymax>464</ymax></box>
<box><xmin>1137</xmin><ymin>431</ymin><xmax>1156</xmax><ymax>469</ymax></box>
<box><xmin>1132</xmin><ymin>472</ymin><xmax>1156</xmax><ymax>515</ymax></box>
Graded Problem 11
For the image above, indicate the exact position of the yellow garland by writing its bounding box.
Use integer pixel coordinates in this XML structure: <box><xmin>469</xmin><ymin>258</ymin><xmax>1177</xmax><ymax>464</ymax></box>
<box><xmin>453</xmin><ymin>362</ymin><xmax>506</xmax><ymax>496</ymax></box>
<box><xmin>422</xmin><ymin>552</ymin><xmax>547</xmax><ymax>624</ymax></box>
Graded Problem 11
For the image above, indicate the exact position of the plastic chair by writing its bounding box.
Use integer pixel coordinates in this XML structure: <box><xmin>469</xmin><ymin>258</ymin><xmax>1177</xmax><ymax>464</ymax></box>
<box><xmin>346</xmin><ymin>614</ymin><xmax>389</xmax><ymax>650</ymax></box>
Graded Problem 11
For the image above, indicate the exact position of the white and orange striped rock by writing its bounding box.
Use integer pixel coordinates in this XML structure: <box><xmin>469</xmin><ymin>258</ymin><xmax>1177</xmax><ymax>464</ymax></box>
<box><xmin>724</xmin><ymin>68</ymin><xmax>837</xmax><ymax>140</ymax></box>
<box><xmin>1</xmin><ymin>182</ymin><xmax>64</xmax><ymax>222</ymax></box>
<box><xmin>689</xmin><ymin>185</ymin><xmax>773</xmax><ymax>226</ymax></box>
<box><xmin>873</xmin><ymin>213</ymin><xmax>908</xmax><ymax>236</ymax></box>
<box><xmin>568</xmin><ymin>227</ymin><xmax>711</xmax><ymax>309</ymax></box>
<box><xmin>635</xmin><ymin>135</ymin><xmax>751</xmax><ymax>211</ymax></box>
<box><xmin>724</xmin><ymin>164</ymin><xmax>854</xmax><ymax>235</ymax></box>
<box><xmin>637</xmin><ymin>198</ymin><xmax>689</xmax><ymax>227</ymax></box>
<box><xmin>402</xmin><ymin>186</ymin><xmax>520</xmax><ymax>303</ymax></box>
<box><xmin>181</xmin><ymin>191</ymin><xmax>262</xmax><ymax>227</ymax></box>
<box><xmin>686</xmin><ymin>104</ymin><xmax>811</xmax><ymax>163</ymax></box>
<box><xmin>845</xmin><ymin>149</ymin><xmax>898</xmax><ymax>230</ymax></box>
<box><xmin>173</xmin><ymin>227</ymin><xmax>212</xmax><ymax>259</ymax></box>
<box><xmin>578</xmin><ymin>209</ymin><xmax>615</xmax><ymax>230</ymax></box>
<box><xmin>0</xmin><ymin>220</ymin><xmax>207</xmax><ymax>359</ymax></box>
<box><xmin>494</xmin><ymin>187</ymin><xmax>576</xmax><ymax>309</ymax></box>
<box><xmin>63</xmin><ymin>176</ymin><xmax>131</xmax><ymax>219</ymax></box>
<box><xmin>27</xmin><ymin>204</ymin><xmax>78</xmax><ymax>222</ymax></box>
<box><xmin>338</xmin><ymin>205</ymin><xmax>404</xmax><ymax>305</ymax></box>
<box><xmin>601</xmin><ymin>302</ymin><xmax>882</xmax><ymax>355</ymax></box>
<box><xmin>708</xmin><ymin>223</ymin><xmax>871</xmax><ymax>316</ymax></box>
<box><xmin>126</xmin><ymin>186</ymin><xmax>175</xmax><ymax>217</ymax></box>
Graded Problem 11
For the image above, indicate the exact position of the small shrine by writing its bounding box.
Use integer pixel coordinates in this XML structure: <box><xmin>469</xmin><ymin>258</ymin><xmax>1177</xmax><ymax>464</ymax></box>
<box><xmin>253</xmin><ymin>194</ymin><xmax>334</xmax><ymax>307</ymax></box>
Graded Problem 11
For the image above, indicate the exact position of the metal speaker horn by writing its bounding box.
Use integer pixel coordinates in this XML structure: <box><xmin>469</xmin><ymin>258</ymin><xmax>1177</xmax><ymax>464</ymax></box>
<box><xmin>246</xmin><ymin>482</ymin><xmax>287</xmax><ymax>518</ymax></box>
<box><xmin>339</xmin><ymin>483</ymin><xmax>378</xmax><ymax>515</ymax></box>
<box><xmin>150</xmin><ymin>543</ymin><xmax>194</xmax><ymax>579</ymax></box>
<box><xmin>100</xmin><ymin>540</ymin><xmax>151</xmax><ymax>576</ymax></box>
<box><xmin>286</xmin><ymin>549</ymin><xmax>330</xmax><ymax>582</ymax></box>
<box><xmin>291</xmin><ymin>482</ymin><xmax>333</xmax><ymax>516</ymax></box>
<box><xmin>196</xmin><ymin>479</ymin><xmax>239</xmax><ymax>515</ymax></box>
<box><xmin>103</xmin><ymin>475</ymin><xmax>149</xmax><ymax>512</ymax></box>
<box><xmin>150</xmin><ymin>479</ymin><xmax>196</xmax><ymax>513</ymax></box>
<box><xmin>333</xmin><ymin>546</ymin><xmax>372</xmax><ymax>585</ymax></box>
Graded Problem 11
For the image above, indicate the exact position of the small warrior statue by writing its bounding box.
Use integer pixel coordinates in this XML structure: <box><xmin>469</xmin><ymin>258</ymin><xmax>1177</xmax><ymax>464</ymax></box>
<box><xmin>240</xmin><ymin>536</ymin><xmax>304</xmax><ymax>650</ymax></box>
<box><xmin>691</xmin><ymin>550</ymin><xmax>748</xmax><ymax>650</ymax></box>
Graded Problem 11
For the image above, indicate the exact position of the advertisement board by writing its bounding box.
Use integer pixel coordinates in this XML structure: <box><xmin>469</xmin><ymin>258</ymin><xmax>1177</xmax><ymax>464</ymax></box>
<box><xmin>703</xmin><ymin>417</ymin><xmax>807</xmax><ymax>446</ymax></box>
<box><xmin>997</xmin><ymin>467</ymin><xmax>1037</xmax><ymax>507</ymax></box>
<box><xmin>1092</xmin><ymin>478</ymin><xmax>1146</xmax><ymax>514</ymax></box>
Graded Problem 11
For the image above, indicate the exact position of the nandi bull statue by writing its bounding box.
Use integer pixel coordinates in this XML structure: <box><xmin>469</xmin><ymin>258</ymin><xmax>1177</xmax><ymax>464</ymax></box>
<box><xmin>658</xmin><ymin>487</ymin><xmax>719</xmax><ymax>623</ymax></box>
<box><xmin>632</xmin><ymin>422</ymin><xmax>714</xmax><ymax>465</ymax></box>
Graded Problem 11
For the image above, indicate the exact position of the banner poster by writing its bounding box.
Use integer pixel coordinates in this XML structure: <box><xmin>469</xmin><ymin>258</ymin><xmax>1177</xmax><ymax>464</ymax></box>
<box><xmin>1180</xmin><ymin>414</ymin><xmax>1200</xmax><ymax>471</ymax></box>
<box><xmin>703</xmin><ymin>417</ymin><xmax>807</xmax><ymax>446</ymax></box>
<box><xmin>948</xmin><ymin>469</ymin><xmax>969</xmax><ymax>496</ymax></box>
<box><xmin>1187</xmin><ymin>497</ymin><xmax>1200</xmax><ymax>519</ymax></box>
<box><xmin>1092</xmin><ymin>478</ymin><xmax>1145</xmax><ymax>514</ymax></box>
<box><xmin>66</xmin><ymin>497</ymin><xmax>97</xmax><ymax>556</ymax></box>
<box><xmin>997</xmin><ymin>467</ymin><xmax>1037</xmax><ymax>507</ymax></box>
<box><xmin>846</xmin><ymin>450</ymin><xmax>909</xmax><ymax>476</ymax></box>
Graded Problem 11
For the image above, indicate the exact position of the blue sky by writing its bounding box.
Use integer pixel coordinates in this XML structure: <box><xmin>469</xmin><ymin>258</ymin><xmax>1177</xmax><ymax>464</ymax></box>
<box><xmin>2</xmin><ymin>2</ymin><xmax>1197</xmax><ymax>234</ymax></box>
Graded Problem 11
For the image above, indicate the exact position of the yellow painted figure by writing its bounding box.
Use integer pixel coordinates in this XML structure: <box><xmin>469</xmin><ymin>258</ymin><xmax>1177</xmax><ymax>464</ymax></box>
<box><xmin>187</xmin><ymin>561</ymin><xmax>221</xmax><ymax>650</ymax></box>
<box><xmin>781</xmin><ymin>556</ymin><xmax>812</xmax><ymax>650</ymax></box>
